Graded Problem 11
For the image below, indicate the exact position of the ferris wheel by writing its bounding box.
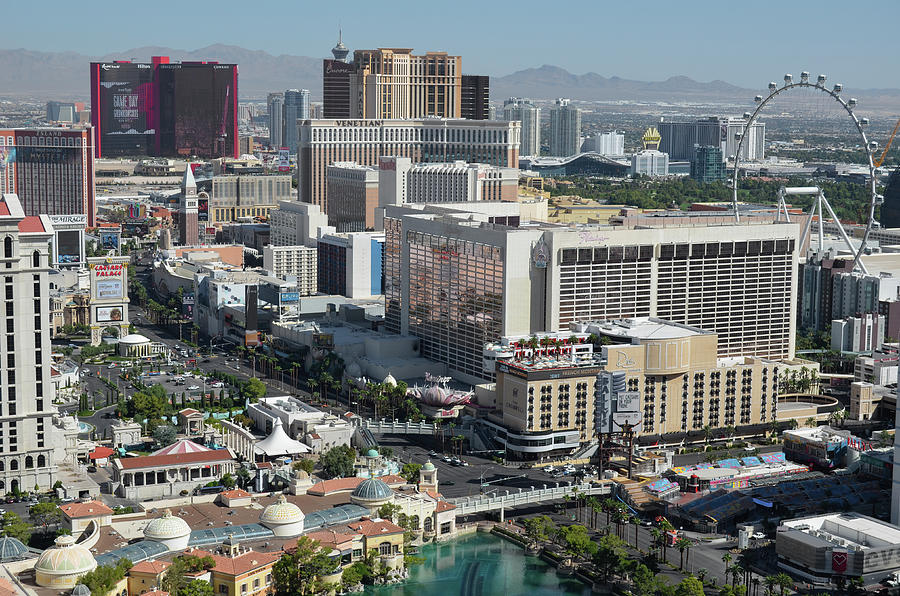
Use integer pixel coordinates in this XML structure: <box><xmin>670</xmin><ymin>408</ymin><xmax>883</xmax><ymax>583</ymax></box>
<box><xmin>731</xmin><ymin>72</ymin><xmax>882</xmax><ymax>273</ymax></box>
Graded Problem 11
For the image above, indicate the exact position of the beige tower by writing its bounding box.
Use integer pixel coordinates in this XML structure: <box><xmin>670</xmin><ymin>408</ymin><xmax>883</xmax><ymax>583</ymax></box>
<box><xmin>418</xmin><ymin>460</ymin><xmax>438</xmax><ymax>492</ymax></box>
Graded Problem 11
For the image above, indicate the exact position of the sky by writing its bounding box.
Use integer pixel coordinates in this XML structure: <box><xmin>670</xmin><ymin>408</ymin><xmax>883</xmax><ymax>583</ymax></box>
<box><xmin>5</xmin><ymin>0</ymin><xmax>899</xmax><ymax>88</ymax></box>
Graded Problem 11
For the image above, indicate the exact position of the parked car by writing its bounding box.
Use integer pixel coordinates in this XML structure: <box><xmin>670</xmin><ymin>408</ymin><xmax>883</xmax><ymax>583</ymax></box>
<box><xmin>752</xmin><ymin>532</ymin><xmax>766</xmax><ymax>540</ymax></box>
<box><xmin>188</xmin><ymin>385</ymin><xmax>200</xmax><ymax>391</ymax></box>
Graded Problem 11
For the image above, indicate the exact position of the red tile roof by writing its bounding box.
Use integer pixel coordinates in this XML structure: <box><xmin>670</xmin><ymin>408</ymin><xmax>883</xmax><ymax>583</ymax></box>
<box><xmin>307</xmin><ymin>477</ymin><xmax>364</xmax><ymax>496</ymax></box>
<box><xmin>220</xmin><ymin>489</ymin><xmax>251</xmax><ymax>499</ymax></box>
<box><xmin>190</xmin><ymin>549</ymin><xmax>280</xmax><ymax>576</ymax></box>
<box><xmin>89</xmin><ymin>446</ymin><xmax>115</xmax><ymax>460</ymax></box>
<box><xmin>434</xmin><ymin>500</ymin><xmax>456</xmax><ymax>513</ymax></box>
<box><xmin>130</xmin><ymin>560</ymin><xmax>171</xmax><ymax>574</ymax></box>
<box><xmin>345</xmin><ymin>518</ymin><xmax>404</xmax><ymax>537</ymax></box>
<box><xmin>380</xmin><ymin>474</ymin><xmax>407</xmax><ymax>485</ymax></box>
<box><xmin>305</xmin><ymin>529</ymin><xmax>359</xmax><ymax>550</ymax></box>
<box><xmin>179</xmin><ymin>408</ymin><xmax>201</xmax><ymax>416</ymax></box>
<box><xmin>0</xmin><ymin>202</ymin><xmax>9</xmax><ymax>217</ymax></box>
<box><xmin>18</xmin><ymin>216</ymin><xmax>45</xmax><ymax>233</ymax></box>
<box><xmin>117</xmin><ymin>448</ymin><xmax>233</xmax><ymax>470</ymax></box>
<box><xmin>59</xmin><ymin>500</ymin><xmax>114</xmax><ymax>519</ymax></box>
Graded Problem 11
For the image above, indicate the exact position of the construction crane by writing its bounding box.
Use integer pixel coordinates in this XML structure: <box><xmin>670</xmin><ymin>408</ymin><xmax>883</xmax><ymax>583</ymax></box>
<box><xmin>875</xmin><ymin>117</ymin><xmax>900</xmax><ymax>168</ymax></box>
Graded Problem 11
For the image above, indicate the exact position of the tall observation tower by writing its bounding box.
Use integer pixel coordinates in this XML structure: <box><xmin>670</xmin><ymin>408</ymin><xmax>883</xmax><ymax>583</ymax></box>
<box><xmin>331</xmin><ymin>30</ymin><xmax>349</xmax><ymax>62</ymax></box>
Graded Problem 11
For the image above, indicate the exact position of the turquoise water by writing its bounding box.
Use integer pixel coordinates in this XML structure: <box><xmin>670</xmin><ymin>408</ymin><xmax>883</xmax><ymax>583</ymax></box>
<box><xmin>365</xmin><ymin>532</ymin><xmax>592</xmax><ymax>596</ymax></box>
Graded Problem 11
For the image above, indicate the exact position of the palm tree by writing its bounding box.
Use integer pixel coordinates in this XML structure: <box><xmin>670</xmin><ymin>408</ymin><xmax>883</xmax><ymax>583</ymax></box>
<box><xmin>703</xmin><ymin>424</ymin><xmax>713</xmax><ymax>444</ymax></box>
<box><xmin>773</xmin><ymin>572</ymin><xmax>792</xmax><ymax>596</ymax></box>
<box><xmin>630</xmin><ymin>515</ymin><xmax>640</xmax><ymax>548</ymax></box>
<box><xmin>763</xmin><ymin>575</ymin><xmax>778</xmax><ymax>596</ymax></box>
<box><xmin>676</xmin><ymin>537</ymin><xmax>691</xmax><ymax>570</ymax></box>
<box><xmin>804</xmin><ymin>416</ymin><xmax>816</xmax><ymax>428</ymax></box>
<box><xmin>730</xmin><ymin>564</ymin><xmax>744</xmax><ymax>588</ymax></box>
<box><xmin>697</xmin><ymin>568</ymin><xmax>708</xmax><ymax>585</ymax></box>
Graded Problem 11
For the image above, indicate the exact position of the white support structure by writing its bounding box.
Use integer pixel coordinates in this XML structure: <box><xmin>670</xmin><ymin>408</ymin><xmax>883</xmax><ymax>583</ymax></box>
<box><xmin>776</xmin><ymin>185</ymin><xmax>868</xmax><ymax>274</ymax></box>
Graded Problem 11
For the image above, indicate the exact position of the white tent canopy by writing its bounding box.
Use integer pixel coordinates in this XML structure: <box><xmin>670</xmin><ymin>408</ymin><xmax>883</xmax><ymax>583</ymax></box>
<box><xmin>254</xmin><ymin>419</ymin><xmax>311</xmax><ymax>457</ymax></box>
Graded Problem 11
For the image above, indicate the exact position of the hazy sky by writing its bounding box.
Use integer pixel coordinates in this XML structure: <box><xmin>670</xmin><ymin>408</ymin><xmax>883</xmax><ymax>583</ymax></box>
<box><xmin>5</xmin><ymin>0</ymin><xmax>899</xmax><ymax>88</ymax></box>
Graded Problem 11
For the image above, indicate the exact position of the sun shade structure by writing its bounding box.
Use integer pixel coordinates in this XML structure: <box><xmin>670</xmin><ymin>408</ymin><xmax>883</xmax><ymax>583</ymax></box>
<box><xmin>254</xmin><ymin>419</ymin><xmax>311</xmax><ymax>457</ymax></box>
<box><xmin>153</xmin><ymin>438</ymin><xmax>213</xmax><ymax>456</ymax></box>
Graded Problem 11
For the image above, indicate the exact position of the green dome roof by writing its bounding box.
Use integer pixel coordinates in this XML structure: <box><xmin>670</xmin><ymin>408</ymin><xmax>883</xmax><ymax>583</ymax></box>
<box><xmin>351</xmin><ymin>477</ymin><xmax>393</xmax><ymax>502</ymax></box>
<box><xmin>422</xmin><ymin>460</ymin><xmax>435</xmax><ymax>471</ymax></box>
<box><xmin>366</xmin><ymin>449</ymin><xmax>379</xmax><ymax>458</ymax></box>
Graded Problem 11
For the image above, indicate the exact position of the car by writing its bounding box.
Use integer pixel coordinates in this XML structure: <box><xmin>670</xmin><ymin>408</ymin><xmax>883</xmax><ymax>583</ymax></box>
<box><xmin>744</xmin><ymin>446</ymin><xmax>756</xmax><ymax>452</ymax></box>
<box><xmin>60</xmin><ymin>497</ymin><xmax>76</xmax><ymax>503</ymax></box>
<box><xmin>441</xmin><ymin>456</ymin><xmax>453</xmax><ymax>463</ymax></box>
<box><xmin>460</xmin><ymin>461</ymin><xmax>470</xmax><ymax>467</ymax></box>
<box><xmin>428</xmin><ymin>450</ymin><xmax>438</xmax><ymax>457</ymax></box>
<box><xmin>752</xmin><ymin>532</ymin><xmax>766</xmax><ymax>540</ymax></box>
<box><xmin>641</xmin><ymin>520</ymin><xmax>653</xmax><ymax>527</ymax></box>
<box><xmin>86</xmin><ymin>466</ymin><xmax>97</xmax><ymax>473</ymax></box>
<box><xmin>188</xmin><ymin>385</ymin><xmax>200</xmax><ymax>391</ymax></box>
<box><xmin>107</xmin><ymin>364</ymin><xmax>116</xmax><ymax>369</ymax></box>
<box><xmin>545</xmin><ymin>466</ymin><xmax>556</xmax><ymax>473</ymax></box>
<box><xmin>3</xmin><ymin>497</ymin><xmax>13</xmax><ymax>504</ymax></box>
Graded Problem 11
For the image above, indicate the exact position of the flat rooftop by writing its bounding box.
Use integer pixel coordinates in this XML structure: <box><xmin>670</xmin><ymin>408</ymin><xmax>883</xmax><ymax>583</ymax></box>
<box><xmin>587</xmin><ymin>317</ymin><xmax>709</xmax><ymax>340</ymax></box>
<box><xmin>782</xmin><ymin>512</ymin><xmax>900</xmax><ymax>550</ymax></box>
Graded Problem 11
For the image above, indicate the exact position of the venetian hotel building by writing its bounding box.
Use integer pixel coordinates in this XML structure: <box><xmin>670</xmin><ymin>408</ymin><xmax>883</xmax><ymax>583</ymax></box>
<box><xmin>297</xmin><ymin>119</ymin><xmax>520</xmax><ymax>213</ymax></box>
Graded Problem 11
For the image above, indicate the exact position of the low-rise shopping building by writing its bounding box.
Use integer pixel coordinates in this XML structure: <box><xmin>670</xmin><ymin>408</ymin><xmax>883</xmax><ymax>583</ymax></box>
<box><xmin>777</xmin><ymin>512</ymin><xmax>900</xmax><ymax>585</ymax></box>
<box><xmin>110</xmin><ymin>444</ymin><xmax>236</xmax><ymax>500</ymax></box>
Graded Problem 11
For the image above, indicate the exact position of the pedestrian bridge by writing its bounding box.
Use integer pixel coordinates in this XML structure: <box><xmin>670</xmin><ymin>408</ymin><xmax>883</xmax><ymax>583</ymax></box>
<box><xmin>358</xmin><ymin>420</ymin><xmax>443</xmax><ymax>435</ymax></box>
<box><xmin>448</xmin><ymin>482</ymin><xmax>613</xmax><ymax>516</ymax></box>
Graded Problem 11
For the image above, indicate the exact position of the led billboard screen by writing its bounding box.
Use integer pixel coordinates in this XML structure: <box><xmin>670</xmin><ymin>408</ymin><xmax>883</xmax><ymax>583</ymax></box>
<box><xmin>94</xmin><ymin>63</ymin><xmax>155</xmax><ymax>156</ymax></box>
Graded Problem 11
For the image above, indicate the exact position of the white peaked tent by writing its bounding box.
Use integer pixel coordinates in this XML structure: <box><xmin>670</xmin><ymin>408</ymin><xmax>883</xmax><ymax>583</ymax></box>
<box><xmin>254</xmin><ymin>419</ymin><xmax>311</xmax><ymax>458</ymax></box>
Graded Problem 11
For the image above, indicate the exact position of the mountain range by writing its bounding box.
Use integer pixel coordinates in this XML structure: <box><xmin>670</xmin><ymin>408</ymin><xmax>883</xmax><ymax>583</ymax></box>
<box><xmin>1</xmin><ymin>45</ymin><xmax>898</xmax><ymax>110</ymax></box>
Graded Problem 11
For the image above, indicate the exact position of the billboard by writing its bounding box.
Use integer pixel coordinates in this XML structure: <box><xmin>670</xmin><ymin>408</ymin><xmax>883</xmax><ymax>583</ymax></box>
<box><xmin>96</xmin><ymin>280</ymin><xmax>123</xmax><ymax>299</ymax></box>
<box><xmin>57</xmin><ymin>230</ymin><xmax>81</xmax><ymax>264</ymax></box>
<box><xmin>278</xmin><ymin>147</ymin><xmax>290</xmax><ymax>172</ymax></box>
<box><xmin>198</xmin><ymin>197</ymin><xmax>209</xmax><ymax>222</ymax></box>
<box><xmin>94</xmin><ymin>63</ymin><xmax>155</xmax><ymax>156</ymax></box>
<box><xmin>100</xmin><ymin>231</ymin><xmax>120</xmax><ymax>251</ymax></box>
<box><xmin>280</xmin><ymin>292</ymin><xmax>299</xmax><ymax>303</ymax></box>
<box><xmin>96</xmin><ymin>306</ymin><xmax>124</xmax><ymax>322</ymax></box>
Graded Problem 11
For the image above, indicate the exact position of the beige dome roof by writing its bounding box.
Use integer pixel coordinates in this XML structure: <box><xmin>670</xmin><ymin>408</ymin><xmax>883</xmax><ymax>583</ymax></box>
<box><xmin>144</xmin><ymin>510</ymin><xmax>191</xmax><ymax>541</ymax></box>
<box><xmin>259</xmin><ymin>495</ymin><xmax>304</xmax><ymax>525</ymax></box>
<box><xmin>35</xmin><ymin>535</ymin><xmax>96</xmax><ymax>576</ymax></box>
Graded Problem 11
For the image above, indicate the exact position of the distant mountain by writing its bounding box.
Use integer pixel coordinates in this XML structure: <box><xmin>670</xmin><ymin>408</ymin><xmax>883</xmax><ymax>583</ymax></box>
<box><xmin>1</xmin><ymin>47</ymin><xmax>898</xmax><ymax>111</ymax></box>
<box><xmin>490</xmin><ymin>65</ymin><xmax>751</xmax><ymax>102</ymax></box>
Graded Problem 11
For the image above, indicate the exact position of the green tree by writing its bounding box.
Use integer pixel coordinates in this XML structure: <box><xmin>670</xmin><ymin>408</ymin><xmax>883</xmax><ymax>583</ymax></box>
<box><xmin>272</xmin><ymin>536</ymin><xmax>337</xmax><ymax>595</ymax></box>
<box><xmin>341</xmin><ymin>561</ymin><xmax>373</xmax><ymax>587</ymax></box>
<box><xmin>376</xmin><ymin>503</ymin><xmax>403</xmax><ymax>522</ymax></box>
<box><xmin>557</xmin><ymin>524</ymin><xmax>597</xmax><ymax>560</ymax></box>
<box><xmin>0</xmin><ymin>512</ymin><xmax>32</xmax><ymax>543</ymax></box>
<box><xmin>29</xmin><ymin>502</ymin><xmax>62</xmax><ymax>530</ymax></box>
<box><xmin>675</xmin><ymin>575</ymin><xmax>705</xmax><ymax>596</ymax></box>
<box><xmin>220</xmin><ymin>473</ymin><xmax>236</xmax><ymax>489</ymax></box>
<box><xmin>523</xmin><ymin>515</ymin><xmax>555</xmax><ymax>543</ymax></box>
<box><xmin>631</xmin><ymin>562</ymin><xmax>660</xmax><ymax>596</ymax></box>
<box><xmin>292</xmin><ymin>458</ymin><xmax>315</xmax><ymax>476</ymax></box>
<box><xmin>152</xmin><ymin>424</ymin><xmax>178</xmax><ymax>446</ymax></box>
<box><xmin>400</xmin><ymin>463</ymin><xmax>422</xmax><ymax>483</ymax></box>
<box><xmin>162</xmin><ymin>555</ymin><xmax>216</xmax><ymax>595</ymax></box>
<box><xmin>591</xmin><ymin>534</ymin><xmax>626</xmax><ymax>582</ymax></box>
<box><xmin>180</xmin><ymin>580</ymin><xmax>214</xmax><ymax>596</ymax></box>
<box><xmin>319</xmin><ymin>445</ymin><xmax>356</xmax><ymax>479</ymax></box>
<box><xmin>75</xmin><ymin>558</ymin><xmax>132</xmax><ymax>596</ymax></box>
<box><xmin>241</xmin><ymin>377</ymin><xmax>267</xmax><ymax>401</ymax></box>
